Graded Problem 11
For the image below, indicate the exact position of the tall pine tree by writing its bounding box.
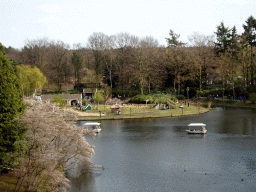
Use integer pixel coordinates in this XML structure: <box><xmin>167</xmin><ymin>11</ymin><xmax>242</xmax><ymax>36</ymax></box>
<box><xmin>242</xmin><ymin>15</ymin><xmax>256</xmax><ymax>85</ymax></box>
<box><xmin>165</xmin><ymin>29</ymin><xmax>185</xmax><ymax>48</ymax></box>
<box><xmin>214</xmin><ymin>22</ymin><xmax>231</xmax><ymax>55</ymax></box>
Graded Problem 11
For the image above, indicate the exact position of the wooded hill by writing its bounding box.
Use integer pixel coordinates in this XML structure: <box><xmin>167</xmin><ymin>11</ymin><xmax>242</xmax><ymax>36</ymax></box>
<box><xmin>4</xmin><ymin>16</ymin><xmax>256</xmax><ymax>99</ymax></box>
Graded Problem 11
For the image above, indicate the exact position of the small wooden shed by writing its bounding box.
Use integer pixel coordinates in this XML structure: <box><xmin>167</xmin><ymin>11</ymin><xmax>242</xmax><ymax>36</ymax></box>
<box><xmin>110</xmin><ymin>104</ymin><xmax>121</xmax><ymax>113</ymax></box>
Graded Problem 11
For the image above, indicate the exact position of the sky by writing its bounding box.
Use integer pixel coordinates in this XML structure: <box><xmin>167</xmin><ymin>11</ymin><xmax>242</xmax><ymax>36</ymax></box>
<box><xmin>1</xmin><ymin>0</ymin><xmax>256</xmax><ymax>50</ymax></box>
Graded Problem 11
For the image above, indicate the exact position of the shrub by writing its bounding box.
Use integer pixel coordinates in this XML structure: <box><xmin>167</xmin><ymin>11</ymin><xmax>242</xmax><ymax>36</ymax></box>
<box><xmin>130</xmin><ymin>94</ymin><xmax>153</xmax><ymax>104</ymax></box>
<box><xmin>152</xmin><ymin>94</ymin><xmax>177</xmax><ymax>103</ymax></box>
<box><xmin>82</xmin><ymin>99</ymin><xmax>88</xmax><ymax>106</ymax></box>
<box><xmin>67</xmin><ymin>90</ymin><xmax>81</xmax><ymax>94</ymax></box>
<box><xmin>176</xmin><ymin>95</ymin><xmax>186</xmax><ymax>100</ymax></box>
<box><xmin>249</xmin><ymin>93</ymin><xmax>256</xmax><ymax>104</ymax></box>
<box><xmin>196</xmin><ymin>90</ymin><xmax>210</xmax><ymax>97</ymax></box>
<box><xmin>51</xmin><ymin>96</ymin><xmax>66</xmax><ymax>108</ymax></box>
<box><xmin>130</xmin><ymin>94</ymin><xmax>177</xmax><ymax>104</ymax></box>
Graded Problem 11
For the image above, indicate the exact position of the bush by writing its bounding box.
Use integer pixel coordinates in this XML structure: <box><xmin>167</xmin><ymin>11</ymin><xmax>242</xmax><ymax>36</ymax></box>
<box><xmin>51</xmin><ymin>96</ymin><xmax>66</xmax><ymax>108</ymax></box>
<box><xmin>176</xmin><ymin>95</ymin><xmax>186</xmax><ymax>100</ymax></box>
<box><xmin>196</xmin><ymin>90</ymin><xmax>210</xmax><ymax>97</ymax></box>
<box><xmin>152</xmin><ymin>94</ymin><xmax>177</xmax><ymax>103</ymax></box>
<box><xmin>130</xmin><ymin>93</ymin><xmax>177</xmax><ymax>104</ymax></box>
<box><xmin>67</xmin><ymin>90</ymin><xmax>81</xmax><ymax>94</ymax></box>
<box><xmin>249</xmin><ymin>93</ymin><xmax>256</xmax><ymax>104</ymax></box>
<box><xmin>82</xmin><ymin>99</ymin><xmax>88</xmax><ymax>106</ymax></box>
<box><xmin>130</xmin><ymin>94</ymin><xmax>153</xmax><ymax>104</ymax></box>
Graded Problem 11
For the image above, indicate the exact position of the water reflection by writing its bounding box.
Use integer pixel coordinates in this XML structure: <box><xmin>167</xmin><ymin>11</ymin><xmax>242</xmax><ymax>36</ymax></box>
<box><xmin>211</xmin><ymin>107</ymin><xmax>256</xmax><ymax>136</ymax></box>
<box><xmin>68</xmin><ymin>170</ymin><xmax>96</xmax><ymax>192</ymax></box>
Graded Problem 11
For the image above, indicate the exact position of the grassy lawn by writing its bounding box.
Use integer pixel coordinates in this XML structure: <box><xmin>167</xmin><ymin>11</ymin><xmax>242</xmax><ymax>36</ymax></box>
<box><xmin>76</xmin><ymin>103</ymin><xmax>211</xmax><ymax>120</ymax></box>
<box><xmin>0</xmin><ymin>171</ymin><xmax>57</xmax><ymax>192</ymax></box>
<box><xmin>0</xmin><ymin>175</ymin><xmax>18</xmax><ymax>192</ymax></box>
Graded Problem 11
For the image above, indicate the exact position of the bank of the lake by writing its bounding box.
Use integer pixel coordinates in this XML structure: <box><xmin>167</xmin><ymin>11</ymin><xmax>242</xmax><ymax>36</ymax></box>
<box><xmin>202</xmin><ymin>98</ymin><xmax>256</xmax><ymax>109</ymax></box>
<box><xmin>73</xmin><ymin>103</ymin><xmax>212</xmax><ymax>121</ymax></box>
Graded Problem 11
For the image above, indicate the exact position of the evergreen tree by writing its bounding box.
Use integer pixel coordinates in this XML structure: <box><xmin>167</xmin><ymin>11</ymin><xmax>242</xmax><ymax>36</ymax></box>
<box><xmin>165</xmin><ymin>29</ymin><xmax>186</xmax><ymax>48</ymax></box>
<box><xmin>229</xmin><ymin>26</ymin><xmax>240</xmax><ymax>98</ymax></box>
<box><xmin>229</xmin><ymin>26</ymin><xmax>239</xmax><ymax>53</ymax></box>
<box><xmin>214</xmin><ymin>22</ymin><xmax>231</xmax><ymax>55</ymax></box>
<box><xmin>0</xmin><ymin>43</ymin><xmax>26</xmax><ymax>172</ymax></box>
<box><xmin>242</xmin><ymin>15</ymin><xmax>256</xmax><ymax>85</ymax></box>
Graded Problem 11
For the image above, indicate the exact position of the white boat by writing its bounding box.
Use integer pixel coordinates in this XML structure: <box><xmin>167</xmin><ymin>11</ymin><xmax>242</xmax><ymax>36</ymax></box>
<box><xmin>84</xmin><ymin>122</ymin><xmax>102</xmax><ymax>133</ymax></box>
<box><xmin>186</xmin><ymin>123</ymin><xmax>207</xmax><ymax>134</ymax></box>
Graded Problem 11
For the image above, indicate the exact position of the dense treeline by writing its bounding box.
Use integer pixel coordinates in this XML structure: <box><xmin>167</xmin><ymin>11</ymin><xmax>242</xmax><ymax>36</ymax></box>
<box><xmin>3</xmin><ymin>15</ymin><xmax>256</xmax><ymax>99</ymax></box>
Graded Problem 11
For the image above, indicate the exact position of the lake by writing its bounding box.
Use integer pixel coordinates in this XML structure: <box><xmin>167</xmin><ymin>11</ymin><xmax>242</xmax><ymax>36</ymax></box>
<box><xmin>68</xmin><ymin>107</ymin><xmax>256</xmax><ymax>192</ymax></box>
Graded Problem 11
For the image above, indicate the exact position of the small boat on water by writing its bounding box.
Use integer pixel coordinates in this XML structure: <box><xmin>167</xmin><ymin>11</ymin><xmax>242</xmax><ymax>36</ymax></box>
<box><xmin>186</xmin><ymin>123</ymin><xmax>207</xmax><ymax>134</ymax></box>
<box><xmin>84</xmin><ymin>122</ymin><xmax>102</xmax><ymax>133</ymax></box>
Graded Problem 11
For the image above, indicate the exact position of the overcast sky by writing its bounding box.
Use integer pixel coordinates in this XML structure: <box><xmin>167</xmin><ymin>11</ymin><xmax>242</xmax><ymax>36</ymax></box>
<box><xmin>1</xmin><ymin>0</ymin><xmax>256</xmax><ymax>49</ymax></box>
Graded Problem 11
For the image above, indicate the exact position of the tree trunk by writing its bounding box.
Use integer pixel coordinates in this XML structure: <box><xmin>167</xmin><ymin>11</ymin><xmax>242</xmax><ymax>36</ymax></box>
<box><xmin>148</xmin><ymin>79</ymin><xmax>151</xmax><ymax>93</ymax></box>
<box><xmin>178</xmin><ymin>75</ymin><xmax>180</xmax><ymax>95</ymax></box>
<box><xmin>222</xmin><ymin>77</ymin><xmax>225</xmax><ymax>101</ymax></box>
<box><xmin>199</xmin><ymin>65</ymin><xmax>202</xmax><ymax>92</ymax></box>
<box><xmin>251</xmin><ymin>46</ymin><xmax>254</xmax><ymax>85</ymax></box>
<box><xmin>174</xmin><ymin>79</ymin><xmax>176</xmax><ymax>93</ymax></box>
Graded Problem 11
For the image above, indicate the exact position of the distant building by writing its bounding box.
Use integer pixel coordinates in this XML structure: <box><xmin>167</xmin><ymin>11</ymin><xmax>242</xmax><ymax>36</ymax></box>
<box><xmin>83</xmin><ymin>88</ymin><xmax>94</xmax><ymax>99</ymax></box>
<box><xmin>41</xmin><ymin>94</ymin><xmax>82</xmax><ymax>106</ymax></box>
<box><xmin>74</xmin><ymin>83</ymin><xmax>102</xmax><ymax>99</ymax></box>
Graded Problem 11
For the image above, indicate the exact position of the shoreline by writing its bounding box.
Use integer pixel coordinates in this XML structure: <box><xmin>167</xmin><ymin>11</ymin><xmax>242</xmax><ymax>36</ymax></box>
<box><xmin>71</xmin><ymin>100</ymin><xmax>256</xmax><ymax>121</ymax></box>
<box><xmin>69</xmin><ymin>104</ymin><xmax>213</xmax><ymax>121</ymax></box>
<box><xmin>75</xmin><ymin>109</ymin><xmax>213</xmax><ymax>121</ymax></box>
<box><xmin>211</xmin><ymin>103</ymin><xmax>256</xmax><ymax>109</ymax></box>
<box><xmin>202</xmin><ymin>99</ymin><xmax>256</xmax><ymax>109</ymax></box>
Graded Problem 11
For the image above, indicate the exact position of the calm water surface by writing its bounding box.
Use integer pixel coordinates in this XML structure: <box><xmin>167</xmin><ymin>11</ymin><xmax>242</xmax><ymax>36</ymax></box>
<box><xmin>68</xmin><ymin>107</ymin><xmax>256</xmax><ymax>192</ymax></box>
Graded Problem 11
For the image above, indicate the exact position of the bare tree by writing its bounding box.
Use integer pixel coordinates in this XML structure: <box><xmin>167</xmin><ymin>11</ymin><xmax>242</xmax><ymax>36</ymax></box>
<box><xmin>103</xmin><ymin>35</ymin><xmax>118</xmax><ymax>93</ymax></box>
<box><xmin>134</xmin><ymin>36</ymin><xmax>161</xmax><ymax>94</ymax></box>
<box><xmin>22</xmin><ymin>37</ymin><xmax>50</xmax><ymax>71</ymax></box>
<box><xmin>48</xmin><ymin>40</ymin><xmax>70</xmax><ymax>90</ymax></box>
<box><xmin>237</xmin><ymin>35</ymin><xmax>251</xmax><ymax>87</ymax></box>
<box><xmin>188</xmin><ymin>32</ymin><xmax>215</xmax><ymax>91</ymax></box>
<box><xmin>115</xmin><ymin>32</ymin><xmax>139</xmax><ymax>48</ymax></box>
<box><xmin>139</xmin><ymin>36</ymin><xmax>159</xmax><ymax>48</ymax></box>
<box><xmin>86</xmin><ymin>32</ymin><xmax>108</xmax><ymax>87</ymax></box>
<box><xmin>165</xmin><ymin>48</ymin><xmax>196</xmax><ymax>95</ymax></box>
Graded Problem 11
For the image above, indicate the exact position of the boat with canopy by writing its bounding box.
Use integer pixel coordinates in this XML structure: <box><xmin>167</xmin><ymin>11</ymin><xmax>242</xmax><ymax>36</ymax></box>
<box><xmin>84</xmin><ymin>122</ymin><xmax>102</xmax><ymax>133</ymax></box>
<box><xmin>186</xmin><ymin>123</ymin><xmax>207</xmax><ymax>134</ymax></box>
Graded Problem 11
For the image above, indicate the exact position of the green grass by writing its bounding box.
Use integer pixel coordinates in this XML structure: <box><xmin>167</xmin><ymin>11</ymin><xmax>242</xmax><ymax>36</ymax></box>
<box><xmin>0</xmin><ymin>175</ymin><xmax>17</xmax><ymax>192</ymax></box>
<box><xmin>0</xmin><ymin>171</ymin><xmax>57</xmax><ymax>192</ymax></box>
<box><xmin>75</xmin><ymin>104</ymin><xmax>211</xmax><ymax>120</ymax></box>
